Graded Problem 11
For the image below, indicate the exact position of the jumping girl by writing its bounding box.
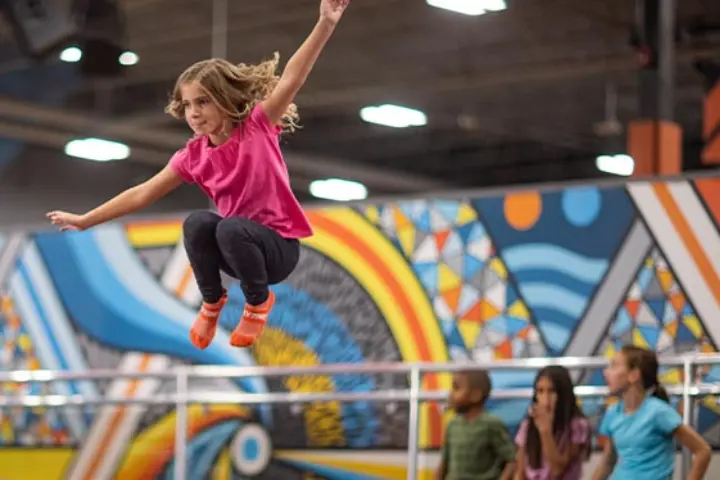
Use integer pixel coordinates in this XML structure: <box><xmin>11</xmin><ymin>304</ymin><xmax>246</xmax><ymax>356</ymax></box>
<box><xmin>593</xmin><ymin>345</ymin><xmax>711</xmax><ymax>480</ymax></box>
<box><xmin>514</xmin><ymin>365</ymin><xmax>591</xmax><ymax>480</ymax></box>
<box><xmin>46</xmin><ymin>0</ymin><xmax>350</xmax><ymax>349</ymax></box>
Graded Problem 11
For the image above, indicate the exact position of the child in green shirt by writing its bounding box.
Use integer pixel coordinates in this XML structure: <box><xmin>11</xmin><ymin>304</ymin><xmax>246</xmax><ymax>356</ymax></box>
<box><xmin>436</xmin><ymin>369</ymin><xmax>516</xmax><ymax>480</ymax></box>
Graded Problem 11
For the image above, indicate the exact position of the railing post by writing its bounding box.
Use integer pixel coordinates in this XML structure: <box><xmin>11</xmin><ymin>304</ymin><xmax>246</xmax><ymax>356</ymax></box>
<box><xmin>174</xmin><ymin>368</ymin><xmax>189</xmax><ymax>480</ymax></box>
<box><xmin>681</xmin><ymin>357</ymin><xmax>694</xmax><ymax>479</ymax></box>
<box><xmin>406</xmin><ymin>366</ymin><xmax>421</xmax><ymax>480</ymax></box>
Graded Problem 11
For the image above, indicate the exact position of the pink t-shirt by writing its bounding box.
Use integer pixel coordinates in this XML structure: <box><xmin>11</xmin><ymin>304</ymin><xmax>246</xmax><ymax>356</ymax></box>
<box><xmin>169</xmin><ymin>104</ymin><xmax>313</xmax><ymax>239</ymax></box>
<box><xmin>515</xmin><ymin>417</ymin><xmax>590</xmax><ymax>480</ymax></box>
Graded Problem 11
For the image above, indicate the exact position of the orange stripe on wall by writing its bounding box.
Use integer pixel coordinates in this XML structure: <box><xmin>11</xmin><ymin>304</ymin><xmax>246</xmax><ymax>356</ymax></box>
<box><xmin>653</xmin><ymin>184</ymin><xmax>720</xmax><ymax>304</ymax></box>
<box><xmin>306</xmin><ymin>212</ymin><xmax>443</xmax><ymax>445</ymax></box>
<box><xmin>307</xmin><ymin>213</ymin><xmax>432</xmax><ymax>360</ymax></box>
<box><xmin>175</xmin><ymin>266</ymin><xmax>193</xmax><ymax>297</ymax></box>
<box><xmin>83</xmin><ymin>354</ymin><xmax>153</xmax><ymax>480</ymax></box>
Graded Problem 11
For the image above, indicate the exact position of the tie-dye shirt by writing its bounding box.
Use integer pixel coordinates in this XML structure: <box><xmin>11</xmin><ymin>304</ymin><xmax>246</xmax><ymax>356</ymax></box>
<box><xmin>515</xmin><ymin>417</ymin><xmax>590</xmax><ymax>480</ymax></box>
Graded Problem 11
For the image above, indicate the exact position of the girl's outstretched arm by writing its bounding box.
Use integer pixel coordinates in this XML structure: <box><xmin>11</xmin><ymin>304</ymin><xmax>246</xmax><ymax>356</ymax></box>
<box><xmin>591</xmin><ymin>440</ymin><xmax>616</xmax><ymax>480</ymax></box>
<box><xmin>47</xmin><ymin>164</ymin><xmax>183</xmax><ymax>231</ymax></box>
<box><xmin>261</xmin><ymin>0</ymin><xmax>349</xmax><ymax>125</ymax></box>
<box><xmin>674</xmin><ymin>425</ymin><xmax>711</xmax><ymax>480</ymax></box>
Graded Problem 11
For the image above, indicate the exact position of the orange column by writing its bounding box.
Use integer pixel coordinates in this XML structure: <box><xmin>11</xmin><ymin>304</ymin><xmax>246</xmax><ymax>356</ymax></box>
<box><xmin>627</xmin><ymin>120</ymin><xmax>682</xmax><ymax>176</ymax></box>
<box><xmin>627</xmin><ymin>0</ymin><xmax>681</xmax><ymax>177</ymax></box>
<box><xmin>703</xmin><ymin>81</ymin><xmax>720</xmax><ymax>165</ymax></box>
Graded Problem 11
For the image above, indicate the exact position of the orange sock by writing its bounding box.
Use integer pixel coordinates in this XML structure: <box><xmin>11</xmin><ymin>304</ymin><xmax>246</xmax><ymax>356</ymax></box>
<box><xmin>190</xmin><ymin>291</ymin><xmax>228</xmax><ymax>349</ymax></box>
<box><xmin>229</xmin><ymin>291</ymin><xmax>275</xmax><ymax>348</ymax></box>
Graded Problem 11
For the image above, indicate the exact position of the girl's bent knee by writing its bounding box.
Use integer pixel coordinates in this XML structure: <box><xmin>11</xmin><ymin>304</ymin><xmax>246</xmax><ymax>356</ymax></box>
<box><xmin>216</xmin><ymin>217</ymin><xmax>255</xmax><ymax>246</ymax></box>
<box><xmin>183</xmin><ymin>211</ymin><xmax>221</xmax><ymax>237</ymax></box>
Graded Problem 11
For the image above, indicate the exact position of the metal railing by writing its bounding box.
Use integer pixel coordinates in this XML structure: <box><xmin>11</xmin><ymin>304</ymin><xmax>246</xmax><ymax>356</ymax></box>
<box><xmin>1</xmin><ymin>354</ymin><xmax>719</xmax><ymax>479</ymax></box>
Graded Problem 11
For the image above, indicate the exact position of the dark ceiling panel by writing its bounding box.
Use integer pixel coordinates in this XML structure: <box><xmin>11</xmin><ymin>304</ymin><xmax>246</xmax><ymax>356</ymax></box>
<box><xmin>2</xmin><ymin>0</ymin><xmax>719</xmax><ymax>194</ymax></box>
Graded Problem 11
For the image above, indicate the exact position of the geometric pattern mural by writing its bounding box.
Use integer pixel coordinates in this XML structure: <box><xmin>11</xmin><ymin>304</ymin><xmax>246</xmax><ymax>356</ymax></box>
<box><xmin>0</xmin><ymin>296</ymin><xmax>71</xmax><ymax>447</ymax></box>
<box><xmin>609</xmin><ymin>248</ymin><xmax>706</xmax><ymax>355</ymax></box>
<box><xmin>365</xmin><ymin>200</ymin><xmax>546</xmax><ymax>362</ymax></box>
<box><xmin>1</xmin><ymin>176</ymin><xmax>720</xmax><ymax>479</ymax></box>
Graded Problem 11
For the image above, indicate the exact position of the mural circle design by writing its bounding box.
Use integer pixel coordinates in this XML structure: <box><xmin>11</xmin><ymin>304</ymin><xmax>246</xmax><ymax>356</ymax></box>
<box><xmin>231</xmin><ymin>423</ymin><xmax>273</xmax><ymax>476</ymax></box>
<box><xmin>561</xmin><ymin>186</ymin><xmax>602</xmax><ymax>227</ymax></box>
<box><xmin>504</xmin><ymin>191</ymin><xmax>542</xmax><ymax>230</ymax></box>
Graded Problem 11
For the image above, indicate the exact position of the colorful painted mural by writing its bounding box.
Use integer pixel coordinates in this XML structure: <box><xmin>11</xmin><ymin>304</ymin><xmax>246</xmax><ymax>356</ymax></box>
<box><xmin>0</xmin><ymin>176</ymin><xmax>719</xmax><ymax>479</ymax></box>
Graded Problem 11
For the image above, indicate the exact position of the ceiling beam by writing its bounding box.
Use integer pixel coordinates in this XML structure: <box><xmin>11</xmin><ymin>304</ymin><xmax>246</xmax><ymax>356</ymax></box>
<box><xmin>0</xmin><ymin>121</ymin><xmax>358</xmax><ymax>195</ymax></box>
<box><xmin>294</xmin><ymin>45</ymin><xmax>720</xmax><ymax>109</ymax></box>
<box><xmin>0</xmin><ymin>96</ymin><xmax>448</xmax><ymax>193</ymax></box>
<box><xmin>98</xmin><ymin>43</ymin><xmax>720</xmax><ymax>132</ymax></box>
<box><xmin>0</xmin><ymin>120</ymin><xmax>169</xmax><ymax>164</ymax></box>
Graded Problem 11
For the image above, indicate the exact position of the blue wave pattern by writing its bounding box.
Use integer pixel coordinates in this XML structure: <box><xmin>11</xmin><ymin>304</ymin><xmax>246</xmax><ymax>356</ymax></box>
<box><xmin>472</xmin><ymin>186</ymin><xmax>634</xmax><ymax>354</ymax></box>
<box><xmin>502</xmin><ymin>244</ymin><xmax>608</xmax><ymax>352</ymax></box>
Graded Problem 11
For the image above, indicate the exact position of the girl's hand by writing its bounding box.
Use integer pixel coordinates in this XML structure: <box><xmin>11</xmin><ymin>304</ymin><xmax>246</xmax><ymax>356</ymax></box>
<box><xmin>320</xmin><ymin>0</ymin><xmax>349</xmax><ymax>25</ymax></box>
<box><xmin>529</xmin><ymin>403</ymin><xmax>554</xmax><ymax>433</ymax></box>
<box><xmin>46</xmin><ymin>211</ymin><xmax>88</xmax><ymax>232</ymax></box>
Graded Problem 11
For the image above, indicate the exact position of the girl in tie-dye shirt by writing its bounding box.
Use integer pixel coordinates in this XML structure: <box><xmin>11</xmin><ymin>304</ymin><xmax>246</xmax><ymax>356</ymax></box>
<box><xmin>514</xmin><ymin>366</ymin><xmax>591</xmax><ymax>480</ymax></box>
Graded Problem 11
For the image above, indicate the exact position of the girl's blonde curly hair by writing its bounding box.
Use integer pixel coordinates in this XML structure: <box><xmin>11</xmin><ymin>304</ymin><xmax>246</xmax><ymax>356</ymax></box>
<box><xmin>165</xmin><ymin>53</ymin><xmax>299</xmax><ymax>133</ymax></box>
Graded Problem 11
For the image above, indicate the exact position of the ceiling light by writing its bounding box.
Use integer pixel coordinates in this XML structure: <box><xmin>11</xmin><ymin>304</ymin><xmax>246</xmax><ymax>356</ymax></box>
<box><xmin>360</xmin><ymin>104</ymin><xmax>427</xmax><ymax>128</ymax></box>
<box><xmin>596</xmin><ymin>154</ymin><xmax>634</xmax><ymax>176</ymax></box>
<box><xmin>309</xmin><ymin>178</ymin><xmax>368</xmax><ymax>202</ymax></box>
<box><xmin>59</xmin><ymin>46</ymin><xmax>82</xmax><ymax>63</ymax></box>
<box><xmin>118</xmin><ymin>51</ymin><xmax>139</xmax><ymax>66</ymax></box>
<box><xmin>65</xmin><ymin>138</ymin><xmax>130</xmax><ymax>162</ymax></box>
<box><xmin>426</xmin><ymin>0</ymin><xmax>507</xmax><ymax>16</ymax></box>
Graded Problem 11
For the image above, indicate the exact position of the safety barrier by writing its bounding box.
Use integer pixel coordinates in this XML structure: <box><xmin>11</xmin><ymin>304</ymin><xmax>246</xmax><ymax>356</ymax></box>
<box><xmin>2</xmin><ymin>354</ymin><xmax>720</xmax><ymax>479</ymax></box>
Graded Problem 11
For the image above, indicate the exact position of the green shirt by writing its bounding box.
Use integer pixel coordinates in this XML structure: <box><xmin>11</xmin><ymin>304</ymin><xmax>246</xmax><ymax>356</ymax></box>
<box><xmin>441</xmin><ymin>412</ymin><xmax>516</xmax><ymax>480</ymax></box>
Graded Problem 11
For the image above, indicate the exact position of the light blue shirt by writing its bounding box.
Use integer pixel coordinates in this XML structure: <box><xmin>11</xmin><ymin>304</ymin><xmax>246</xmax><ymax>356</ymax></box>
<box><xmin>599</xmin><ymin>396</ymin><xmax>682</xmax><ymax>480</ymax></box>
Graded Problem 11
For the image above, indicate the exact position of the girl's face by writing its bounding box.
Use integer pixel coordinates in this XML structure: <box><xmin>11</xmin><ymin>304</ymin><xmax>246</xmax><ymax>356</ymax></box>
<box><xmin>604</xmin><ymin>352</ymin><xmax>633</xmax><ymax>394</ymax></box>
<box><xmin>180</xmin><ymin>81</ymin><xmax>226</xmax><ymax>136</ymax></box>
<box><xmin>534</xmin><ymin>375</ymin><xmax>557</xmax><ymax>410</ymax></box>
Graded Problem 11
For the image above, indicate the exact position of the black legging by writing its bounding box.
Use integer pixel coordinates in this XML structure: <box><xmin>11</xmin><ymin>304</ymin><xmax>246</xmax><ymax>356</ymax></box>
<box><xmin>182</xmin><ymin>211</ymin><xmax>300</xmax><ymax>305</ymax></box>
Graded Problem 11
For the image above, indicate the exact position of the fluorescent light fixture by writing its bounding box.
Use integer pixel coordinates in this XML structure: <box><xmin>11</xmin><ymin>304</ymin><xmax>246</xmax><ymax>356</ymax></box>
<box><xmin>426</xmin><ymin>0</ymin><xmax>507</xmax><ymax>16</ymax></box>
<box><xmin>59</xmin><ymin>46</ymin><xmax>82</xmax><ymax>63</ymax></box>
<box><xmin>596</xmin><ymin>154</ymin><xmax>634</xmax><ymax>176</ymax></box>
<box><xmin>360</xmin><ymin>104</ymin><xmax>427</xmax><ymax>128</ymax></box>
<box><xmin>65</xmin><ymin>138</ymin><xmax>130</xmax><ymax>162</ymax></box>
<box><xmin>309</xmin><ymin>178</ymin><xmax>368</xmax><ymax>202</ymax></box>
<box><xmin>119</xmin><ymin>51</ymin><xmax>139</xmax><ymax>66</ymax></box>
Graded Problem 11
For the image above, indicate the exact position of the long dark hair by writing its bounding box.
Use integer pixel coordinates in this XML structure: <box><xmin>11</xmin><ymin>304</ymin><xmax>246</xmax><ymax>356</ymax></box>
<box><xmin>525</xmin><ymin>366</ymin><xmax>590</xmax><ymax>469</ymax></box>
<box><xmin>621</xmin><ymin>345</ymin><xmax>669</xmax><ymax>402</ymax></box>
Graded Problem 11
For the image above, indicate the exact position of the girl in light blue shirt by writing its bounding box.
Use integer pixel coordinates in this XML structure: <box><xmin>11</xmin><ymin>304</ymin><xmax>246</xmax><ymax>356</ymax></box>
<box><xmin>592</xmin><ymin>345</ymin><xmax>710</xmax><ymax>480</ymax></box>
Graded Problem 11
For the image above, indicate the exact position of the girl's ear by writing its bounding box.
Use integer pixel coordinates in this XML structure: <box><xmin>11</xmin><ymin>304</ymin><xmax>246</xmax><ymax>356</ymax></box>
<box><xmin>627</xmin><ymin>367</ymin><xmax>641</xmax><ymax>385</ymax></box>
